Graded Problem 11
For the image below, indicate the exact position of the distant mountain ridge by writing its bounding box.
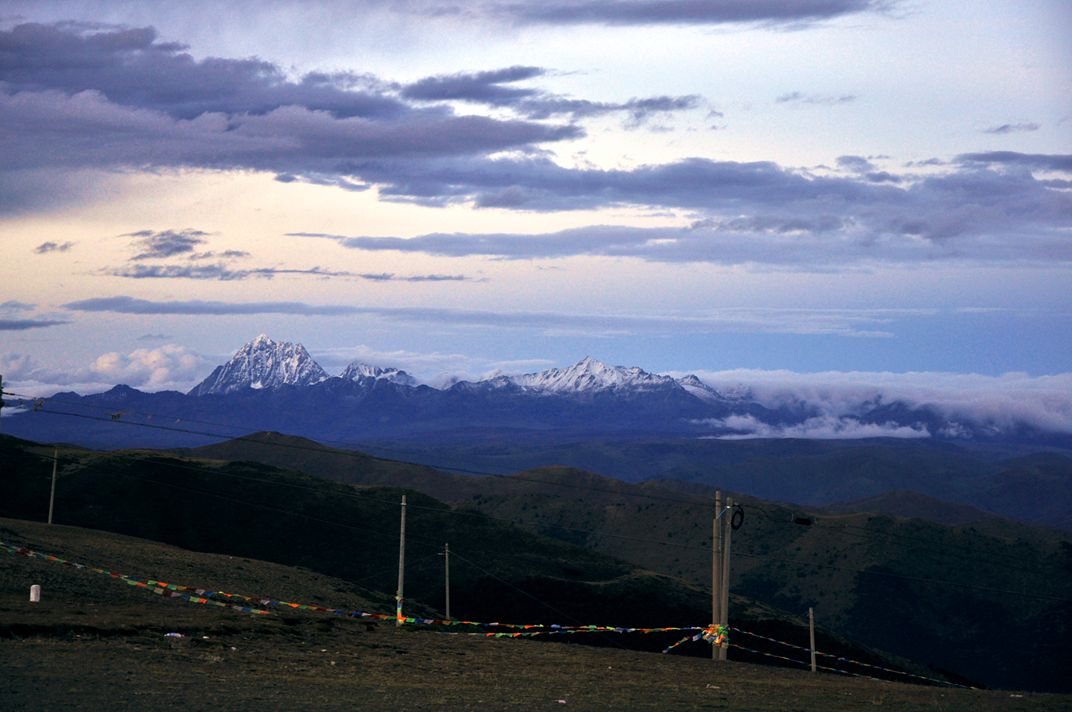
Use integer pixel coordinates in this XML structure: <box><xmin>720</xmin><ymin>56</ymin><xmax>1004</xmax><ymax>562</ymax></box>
<box><xmin>6</xmin><ymin>335</ymin><xmax>1072</xmax><ymax>454</ymax></box>
<box><xmin>186</xmin><ymin>335</ymin><xmax>723</xmax><ymax>400</ymax></box>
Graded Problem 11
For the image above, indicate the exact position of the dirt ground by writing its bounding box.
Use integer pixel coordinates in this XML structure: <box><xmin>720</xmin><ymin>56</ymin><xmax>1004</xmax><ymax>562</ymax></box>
<box><xmin>2</xmin><ymin>608</ymin><xmax>1067</xmax><ymax>711</ymax></box>
<box><xmin>1</xmin><ymin>517</ymin><xmax>1068</xmax><ymax>711</ymax></box>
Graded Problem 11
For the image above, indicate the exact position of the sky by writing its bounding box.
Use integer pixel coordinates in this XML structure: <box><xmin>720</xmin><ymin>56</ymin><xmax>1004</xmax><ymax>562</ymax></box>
<box><xmin>1</xmin><ymin>1</ymin><xmax>1071</xmax><ymax>414</ymax></box>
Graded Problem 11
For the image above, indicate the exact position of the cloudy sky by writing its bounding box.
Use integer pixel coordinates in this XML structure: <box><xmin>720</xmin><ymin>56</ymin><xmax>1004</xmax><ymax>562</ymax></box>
<box><xmin>1</xmin><ymin>1</ymin><xmax>1070</xmax><ymax>406</ymax></box>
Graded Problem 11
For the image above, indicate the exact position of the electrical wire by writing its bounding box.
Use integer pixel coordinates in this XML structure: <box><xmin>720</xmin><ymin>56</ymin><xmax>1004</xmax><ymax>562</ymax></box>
<box><xmin>6</xmin><ymin>400</ymin><xmax>1071</xmax><ymax>603</ymax></box>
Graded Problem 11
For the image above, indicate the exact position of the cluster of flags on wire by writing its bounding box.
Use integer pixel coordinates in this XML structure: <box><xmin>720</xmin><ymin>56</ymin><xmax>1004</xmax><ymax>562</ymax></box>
<box><xmin>1</xmin><ymin>539</ymin><xmax>716</xmax><ymax>647</ymax></box>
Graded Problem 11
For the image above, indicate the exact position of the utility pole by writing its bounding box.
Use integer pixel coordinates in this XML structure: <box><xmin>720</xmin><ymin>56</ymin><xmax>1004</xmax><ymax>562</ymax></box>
<box><xmin>712</xmin><ymin>490</ymin><xmax>722</xmax><ymax>660</ymax></box>
<box><xmin>0</xmin><ymin>374</ymin><xmax>5</xmax><ymax>434</ymax></box>
<box><xmin>444</xmin><ymin>542</ymin><xmax>451</xmax><ymax>620</ymax></box>
<box><xmin>718</xmin><ymin>496</ymin><xmax>734</xmax><ymax>662</ymax></box>
<box><xmin>808</xmin><ymin>607</ymin><xmax>817</xmax><ymax>673</ymax></box>
<box><xmin>47</xmin><ymin>448</ymin><xmax>58</xmax><ymax>525</ymax></box>
<box><xmin>396</xmin><ymin>495</ymin><xmax>407</xmax><ymax>626</ymax></box>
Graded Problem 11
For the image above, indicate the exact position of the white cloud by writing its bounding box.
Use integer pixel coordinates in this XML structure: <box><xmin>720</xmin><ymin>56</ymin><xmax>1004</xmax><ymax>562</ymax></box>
<box><xmin>89</xmin><ymin>344</ymin><xmax>207</xmax><ymax>390</ymax></box>
<box><xmin>698</xmin><ymin>413</ymin><xmax>930</xmax><ymax>440</ymax></box>
<box><xmin>2</xmin><ymin>344</ymin><xmax>209</xmax><ymax>395</ymax></box>
<box><xmin>682</xmin><ymin>369</ymin><xmax>1072</xmax><ymax>435</ymax></box>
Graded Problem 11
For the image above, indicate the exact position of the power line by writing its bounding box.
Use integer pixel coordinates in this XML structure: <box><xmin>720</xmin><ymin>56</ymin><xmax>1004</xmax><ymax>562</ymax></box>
<box><xmin>8</xmin><ymin>393</ymin><xmax>716</xmax><ymax>506</ymax></box>
<box><xmin>7</xmin><ymin>442</ymin><xmax>1071</xmax><ymax>606</ymax></box>
<box><xmin>8</xmin><ymin>401</ymin><xmax>1071</xmax><ymax>603</ymax></box>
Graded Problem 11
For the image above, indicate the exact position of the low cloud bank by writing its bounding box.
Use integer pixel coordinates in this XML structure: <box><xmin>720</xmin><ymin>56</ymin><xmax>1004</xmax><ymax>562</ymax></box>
<box><xmin>3</xmin><ymin>347</ymin><xmax>1069</xmax><ymax>439</ymax></box>
<box><xmin>1</xmin><ymin>345</ymin><xmax>208</xmax><ymax>396</ymax></box>
<box><xmin>698</xmin><ymin>413</ymin><xmax>930</xmax><ymax>440</ymax></box>
<box><xmin>686</xmin><ymin>369</ymin><xmax>1072</xmax><ymax>437</ymax></box>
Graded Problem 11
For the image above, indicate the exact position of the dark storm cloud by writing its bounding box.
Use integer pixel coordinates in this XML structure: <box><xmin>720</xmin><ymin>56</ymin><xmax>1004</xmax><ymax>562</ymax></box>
<box><xmin>0</xmin><ymin>319</ymin><xmax>68</xmax><ymax>330</ymax></box>
<box><xmin>3</xmin><ymin>22</ymin><xmax>1066</xmax><ymax>266</ymax></box>
<box><xmin>835</xmin><ymin>155</ymin><xmax>874</xmax><ymax>172</ymax></box>
<box><xmin>360</xmin><ymin>155</ymin><xmax>887</xmax><ymax>211</ymax></box>
<box><xmin>402</xmin><ymin>65</ymin><xmax>701</xmax><ymax>124</ymax></box>
<box><xmin>189</xmin><ymin>250</ymin><xmax>252</xmax><ymax>260</ymax></box>
<box><xmin>63</xmin><ymin>296</ymin><xmax>364</xmax><ymax>316</ymax></box>
<box><xmin>955</xmin><ymin>151</ymin><xmax>1072</xmax><ymax>172</ymax></box>
<box><xmin>776</xmin><ymin>91</ymin><xmax>857</xmax><ymax>105</ymax></box>
<box><xmin>293</xmin><ymin>157</ymin><xmax>1072</xmax><ymax>266</ymax></box>
<box><xmin>402</xmin><ymin>66</ymin><xmax>546</xmax><ymax>104</ymax></box>
<box><xmin>981</xmin><ymin>122</ymin><xmax>1040</xmax><ymax>135</ymax></box>
<box><xmin>61</xmin><ymin>295</ymin><xmax>900</xmax><ymax>337</ymax></box>
<box><xmin>0</xmin><ymin>22</ymin><xmax>408</xmax><ymax>120</ymax></box>
<box><xmin>483</xmin><ymin>0</ymin><xmax>889</xmax><ymax>26</ymax></box>
<box><xmin>0</xmin><ymin>22</ymin><xmax>581</xmax><ymax>186</ymax></box>
<box><xmin>103</xmin><ymin>263</ymin><xmax>471</xmax><ymax>282</ymax></box>
<box><xmin>33</xmin><ymin>241</ymin><xmax>74</xmax><ymax>253</ymax></box>
<box><xmin>0</xmin><ymin>86</ymin><xmax>580</xmax><ymax>173</ymax></box>
<box><xmin>125</xmin><ymin>228</ymin><xmax>208</xmax><ymax>259</ymax></box>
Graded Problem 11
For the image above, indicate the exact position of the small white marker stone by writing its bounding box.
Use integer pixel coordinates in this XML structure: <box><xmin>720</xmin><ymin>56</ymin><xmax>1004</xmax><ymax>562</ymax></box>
<box><xmin>30</xmin><ymin>584</ymin><xmax>41</xmax><ymax>603</ymax></box>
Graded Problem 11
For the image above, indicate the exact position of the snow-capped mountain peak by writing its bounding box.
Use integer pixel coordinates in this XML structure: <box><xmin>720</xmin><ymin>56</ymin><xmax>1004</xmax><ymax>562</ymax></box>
<box><xmin>188</xmin><ymin>335</ymin><xmax>329</xmax><ymax>396</ymax></box>
<box><xmin>511</xmin><ymin>356</ymin><xmax>677</xmax><ymax>394</ymax></box>
<box><xmin>341</xmin><ymin>362</ymin><xmax>417</xmax><ymax>387</ymax></box>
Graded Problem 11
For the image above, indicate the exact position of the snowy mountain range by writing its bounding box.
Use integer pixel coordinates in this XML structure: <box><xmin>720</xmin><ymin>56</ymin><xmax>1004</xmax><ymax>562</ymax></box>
<box><xmin>5</xmin><ymin>334</ymin><xmax>1070</xmax><ymax>450</ymax></box>
<box><xmin>186</xmin><ymin>335</ymin><xmax>722</xmax><ymax>400</ymax></box>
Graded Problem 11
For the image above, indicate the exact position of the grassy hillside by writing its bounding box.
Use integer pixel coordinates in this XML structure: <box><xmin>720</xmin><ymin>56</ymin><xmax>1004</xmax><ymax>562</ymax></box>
<box><xmin>7</xmin><ymin>432</ymin><xmax>1069</xmax><ymax>690</ymax></box>
<box><xmin>449</xmin><ymin>466</ymin><xmax>1072</xmax><ymax>692</ymax></box>
<box><xmin>0</xmin><ymin>435</ymin><xmax>702</xmax><ymax>629</ymax></box>
<box><xmin>176</xmin><ymin>434</ymin><xmax>1072</xmax><ymax>691</ymax></box>
<box><xmin>4</xmin><ymin>518</ymin><xmax>1068</xmax><ymax>711</ymax></box>
<box><xmin>355</xmin><ymin>435</ymin><xmax>1072</xmax><ymax>529</ymax></box>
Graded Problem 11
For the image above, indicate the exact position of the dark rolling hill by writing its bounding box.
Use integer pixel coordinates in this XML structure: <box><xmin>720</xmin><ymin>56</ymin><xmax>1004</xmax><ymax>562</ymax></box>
<box><xmin>0</xmin><ymin>432</ymin><xmax>933</xmax><ymax>685</ymax></box>
<box><xmin>166</xmin><ymin>433</ymin><xmax>1072</xmax><ymax>691</ymax></box>
<box><xmin>354</xmin><ymin>435</ymin><xmax>1072</xmax><ymax>531</ymax></box>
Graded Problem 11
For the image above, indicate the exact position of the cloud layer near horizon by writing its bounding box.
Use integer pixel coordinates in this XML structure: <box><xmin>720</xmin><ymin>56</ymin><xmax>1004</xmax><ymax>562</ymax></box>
<box><xmin>3</xmin><ymin>21</ymin><xmax>1068</xmax><ymax>271</ymax></box>
<box><xmin>5</xmin><ymin>342</ymin><xmax>1070</xmax><ymax>439</ymax></box>
<box><xmin>61</xmin><ymin>295</ymin><xmax>920</xmax><ymax>337</ymax></box>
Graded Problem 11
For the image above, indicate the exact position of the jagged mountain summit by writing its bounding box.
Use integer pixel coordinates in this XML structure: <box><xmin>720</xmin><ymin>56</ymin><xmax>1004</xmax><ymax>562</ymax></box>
<box><xmin>7</xmin><ymin>334</ymin><xmax>1069</xmax><ymax>453</ymax></box>
<box><xmin>510</xmin><ymin>356</ymin><xmax>679</xmax><ymax>394</ymax></box>
<box><xmin>188</xmin><ymin>334</ymin><xmax>329</xmax><ymax>396</ymax></box>
<box><xmin>341</xmin><ymin>362</ymin><xmax>417</xmax><ymax>387</ymax></box>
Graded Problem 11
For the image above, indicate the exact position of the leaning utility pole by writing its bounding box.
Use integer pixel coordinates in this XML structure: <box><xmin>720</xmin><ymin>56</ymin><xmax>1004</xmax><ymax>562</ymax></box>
<box><xmin>711</xmin><ymin>490</ymin><xmax>723</xmax><ymax>660</ymax></box>
<box><xmin>718</xmin><ymin>496</ymin><xmax>734</xmax><ymax>662</ymax></box>
<box><xmin>808</xmin><ymin>607</ymin><xmax>817</xmax><ymax>673</ymax></box>
<box><xmin>444</xmin><ymin>542</ymin><xmax>451</xmax><ymax>620</ymax></box>
<box><xmin>396</xmin><ymin>495</ymin><xmax>407</xmax><ymax>626</ymax></box>
<box><xmin>47</xmin><ymin>448</ymin><xmax>58</xmax><ymax>524</ymax></box>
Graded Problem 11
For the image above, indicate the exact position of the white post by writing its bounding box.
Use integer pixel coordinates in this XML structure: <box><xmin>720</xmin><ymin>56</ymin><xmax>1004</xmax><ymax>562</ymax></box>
<box><xmin>30</xmin><ymin>585</ymin><xmax>41</xmax><ymax>603</ymax></box>
<box><xmin>396</xmin><ymin>495</ymin><xmax>407</xmax><ymax>626</ymax></box>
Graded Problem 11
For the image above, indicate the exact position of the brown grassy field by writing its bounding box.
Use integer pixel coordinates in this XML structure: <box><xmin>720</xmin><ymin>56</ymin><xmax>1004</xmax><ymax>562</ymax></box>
<box><xmin>1</xmin><ymin>517</ymin><xmax>1067</xmax><ymax>711</ymax></box>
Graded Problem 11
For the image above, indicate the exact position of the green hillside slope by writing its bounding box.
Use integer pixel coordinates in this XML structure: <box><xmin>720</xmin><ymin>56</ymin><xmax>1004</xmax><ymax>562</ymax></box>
<box><xmin>5</xmin><ymin>518</ymin><xmax>1068</xmax><ymax>711</ymax></box>
<box><xmin>184</xmin><ymin>433</ymin><xmax>1072</xmax><ymax>690</ymax></box>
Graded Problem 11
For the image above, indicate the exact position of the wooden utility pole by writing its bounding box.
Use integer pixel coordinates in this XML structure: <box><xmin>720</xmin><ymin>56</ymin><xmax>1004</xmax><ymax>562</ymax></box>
<box><xmin>809</xmin><ymin>607</ymin><xmax>817</xmax><ymax>673</ymax></box>
<box><xmin>718</xmin><ymin>496</ymin><xmax>734</xmax><ymax>662</ymax></box>
<box><xmin>47</xmin><ymin>448</ymin><xmax>58</xmax><ymax>525</ymax></box>
<box><xmin>444</xmin><ymin>542</ymin><xmax>451</xmax><ymax>620</ymax></box>
<box><xmin>712</xmin><ymin>490</ymin><xmax>722</xmax><ymax>660</ymax></box>
<box><xmin>396</xmin><ymin>495</ymin><xmax>407</xmax><ymax>626</ymax></box>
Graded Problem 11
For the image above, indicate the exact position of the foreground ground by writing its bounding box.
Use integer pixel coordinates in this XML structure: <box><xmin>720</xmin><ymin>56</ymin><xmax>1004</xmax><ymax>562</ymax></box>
<box><xmin>1</xmin><ymin>518</ymin><xmax>1066</xmax><ymax>711</ymax></box>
